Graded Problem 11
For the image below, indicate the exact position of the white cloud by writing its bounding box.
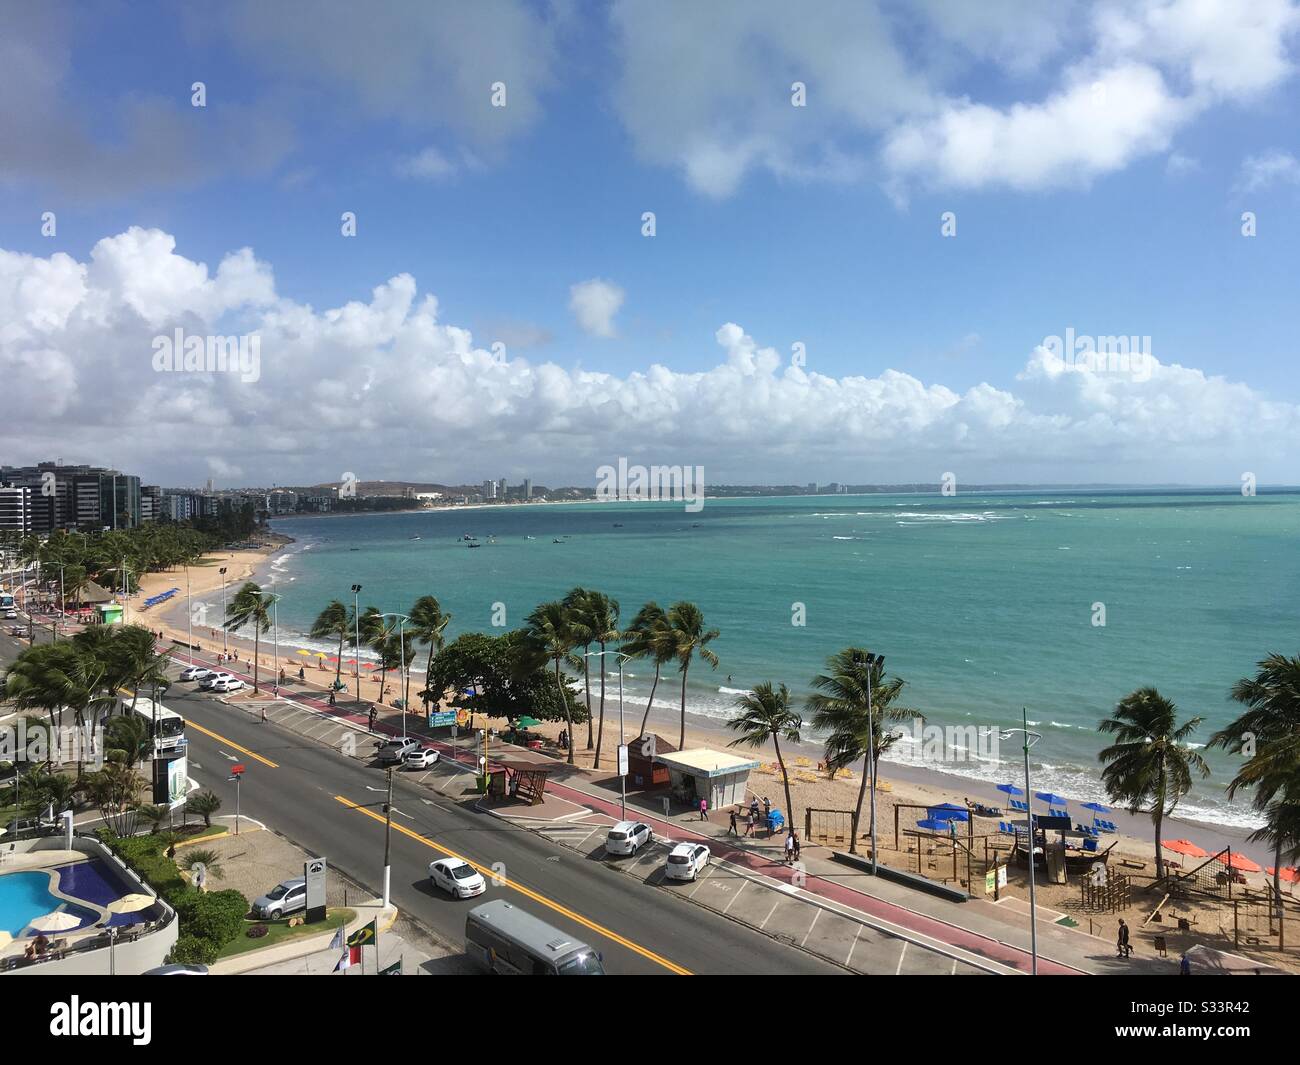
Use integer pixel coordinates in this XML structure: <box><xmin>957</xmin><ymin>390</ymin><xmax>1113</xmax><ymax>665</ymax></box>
<box><xmin>1233</xmin><ymin>149</ymin><xmax>1300</xmax><ymax>194</ymax></box>
<box><xmin>568</xmin><ymin>279</ymin><xmax>625</xmax><ymax>339</ymax></box>
<box><xmin>1</xmin><ymin>230</ymin><xmax>1296</xmax><ymax>487</ymax></box>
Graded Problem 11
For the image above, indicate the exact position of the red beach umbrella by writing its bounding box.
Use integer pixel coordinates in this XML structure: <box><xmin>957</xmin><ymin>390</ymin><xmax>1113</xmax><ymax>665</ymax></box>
<box><xmin>1266</xmin><ymin>866</ymin><xmax>1299</xmax><ymax>883</ymax></box>
<box><xmin>1223</xmin><ymin>851</ymin><xmax>1262</xmax><ymax>873</ymax></box>
<box><xmin>1163</xmin><ymin>839</ymin><xmax>1209</xmax><ymax>858</ymax></box>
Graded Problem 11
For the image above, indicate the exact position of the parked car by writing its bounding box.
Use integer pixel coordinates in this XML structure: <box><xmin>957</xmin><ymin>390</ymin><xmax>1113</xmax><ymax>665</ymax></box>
<box><xmin>377</xmin><ymin>736</ymin><xmax>421</xmax><ymax>764</ymax></box>
<box><xmin>4</xmin><ymin>609</ymin><xmax>17</xmax><ymax>620</ymax></box>
<box><xmin>404</xmin><ymin>746</ymin><xmax>441</xmax><ymax>769</ymax></box>
<box><xmin>664</xmin><ymin>842</ymin><xmax>710</xmax><ymax>881</ymax></box>
<box><xmin>251</xmin><ymin>878</ymin><xmax>308</xmax><ymax>920</ymax></box>
<box><xmin>210</xmin><ymin>677</ymin><xmax>245</xmax><ymax>693</ymax></box>
<box><xmin>605</xmin><ymin>820</ymin><xmax>652</xmax><ymax>856</ymax></box>
<box><xmin>429</xmin><ymin>857</ymin><xmax>486</xmax><ymax>899</ymax></box>
<box><xmin>180</xmin><ymin>666</ymin><xmax>212</xmax><ymax>682</ymax></box>
<box><xmin>198</xmin><ymin>672</ymin><xmax>233</xmax><ymax>690</ymax></box>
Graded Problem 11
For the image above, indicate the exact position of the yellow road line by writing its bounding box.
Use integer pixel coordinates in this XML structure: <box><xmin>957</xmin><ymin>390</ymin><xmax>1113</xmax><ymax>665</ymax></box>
<box><xmin>334</xmin><ymin>795</ymin><xmax>690</xmax><ymax>975</ymax></box>
<box><xmin>186</xmin><ymin>719</ymin><xmax>279</xmax><ymax>768</ymax></box>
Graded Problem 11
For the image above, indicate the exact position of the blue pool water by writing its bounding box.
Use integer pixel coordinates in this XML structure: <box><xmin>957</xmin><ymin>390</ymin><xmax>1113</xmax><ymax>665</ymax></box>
<box><xmin>0</xmin><ymin>872</ymin><xmax>63</xmax><ymax>936</ymax></box>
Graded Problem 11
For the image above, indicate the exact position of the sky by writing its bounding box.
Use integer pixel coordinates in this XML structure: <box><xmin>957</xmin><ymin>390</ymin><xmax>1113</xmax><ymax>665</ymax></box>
<box><xmin>1</xmin><ymin>0</ymin><xmax>1299</xmax><ymax>489</ymax></box>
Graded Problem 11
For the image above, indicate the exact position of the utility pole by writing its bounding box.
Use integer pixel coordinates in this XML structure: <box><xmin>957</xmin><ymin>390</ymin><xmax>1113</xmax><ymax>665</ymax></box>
<box><xmin>382</xmin><ymin>766</ymin><xmax>393</xmax><ymax>907</ymax></box>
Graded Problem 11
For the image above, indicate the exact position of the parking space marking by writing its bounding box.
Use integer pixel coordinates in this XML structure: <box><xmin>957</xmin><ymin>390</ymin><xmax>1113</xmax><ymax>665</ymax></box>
<box><xmin>845</xmin><ymin>927</ymin><xmax>862</xmax><ymax>969</ymax></box>
<box><xmin>800</xmin><ymin>907</ymin><xmax>822</xmax><ymax>947</ymax></box>
<box><xmin>895</xmin><ymin>941</ymin><xmax>908</xmax><ymax>975</ymax></box>
<box><xmin>720</xmin><ymin>879</ymin><xmax>748</xmax><ymax>916</ymax></box>
<box><xmin>758</xmin><ymin>895</ymin><xmax>783</xmax><ymax>929</ymax></box>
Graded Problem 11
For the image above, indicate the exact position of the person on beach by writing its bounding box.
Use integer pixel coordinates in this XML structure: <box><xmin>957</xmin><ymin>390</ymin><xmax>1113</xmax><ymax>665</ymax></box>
<box><xmin>1117</xmin><ymin>918</ymin><xmax>1132</xmax><ymax>958</ymax></box>
<box><xmin>298</xmin><ymin>665</ymin><xmax>305</xmax><ymax>681</ymax></box>
<box><xmin>728</xmin><ymin>809</ymin><xmax>738</xmax><ymax>835</ymax></box>
<box><xmin>699</xmin><ymin>797</ymin><xmax>708</xmax><ymax>821</ymax></box>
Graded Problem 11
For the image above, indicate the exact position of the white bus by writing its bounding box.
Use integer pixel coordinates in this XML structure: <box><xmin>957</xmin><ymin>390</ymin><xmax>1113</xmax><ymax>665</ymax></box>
<box><xmin>465</xmin><ymin>899</ymin><xmax>605</xmax><ymax>975</ymax></box>
<box><xmin>123</xmin><ymin>695</ymin><xmax>187</xmax><ymax>754</ymax></box>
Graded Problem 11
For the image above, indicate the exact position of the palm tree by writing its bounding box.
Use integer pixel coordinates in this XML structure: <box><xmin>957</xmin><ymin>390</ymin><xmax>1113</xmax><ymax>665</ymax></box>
<box><xmin>310</xmin><ymin>600</ymin><xmax>351</xmax><ymax>691</ymax></box>
<box><xmin>622</xmin><ymin>602</ymin><xmax>674</xmax><ymax>737</ymax></box>
<box><xmin>666</xmin><ymin>602</ymin><xmax>719</xmax><ymax>751</ymax></box>
<box><xmin>1099</xmin><ymin>687</ymin><xmax>1210</xmax><ymax>881</ymax></box>
<box><xmin>571</xmin><ymin>589</ymin><xmax>619</xmax><ymax>766</ymax></box>
<box><xmin>104</xmin><ymin>714</ymin><xmax>151</xmax><ymax>765</ymax></box>
<box><xmin>186</xmin><ymin>789</ymin><xmax>222</xmax><ymax>828</ymax></box>
<box><xmin>25</xmin><ymin>768</ymin><xmax>81</xmax><ymax>821</ymax></box>
<box><xmin>1210</xmin><ymin>653</ymin><xmax>1300</xmax><ymax>903</ymax></box>
<box><xmin>409</xmin><ymin>595</ymin><xmax>451</xmax><ymax>712</ymax></box>
<box><xmin>135</xmin><ymin>803</ymin><xmax>170</xmax><ymax>835</ymax></box>
<box><xmin>182</xmin><ymin>848</ymin><xmax>226</xmax><ymax>886</ymax></box>
<box><xmin>83</xmin><ymin>762</ymin><xmax>145</xmax><ymax>838</ymax></box>
<box><xmin>526</xmin><ymin>601</ymin><xmax>578</xmax><ymax>765</ymax></box>
<box><xmin>807</xmin><ymin>648</ymin><xmax>913</xmax><ymax>855</ymax></box>
<box><xmin>563</xmin><ymin>588</ymin><xmax>597</xmax><ymax>750</ymax></box>
<box><xmin>112</xmin><ymin>624</ymin><xmax>170</xmax><ymax>714</ymax></box>
<box><xmin>727</xmin><ymin>682</ymin><xmax>802</xmax><ymax>826</ymax></box>
<box><xmin>225</xmin><ymin>582</ymin><xmax>271</xmax><ymax>693</ymax></box>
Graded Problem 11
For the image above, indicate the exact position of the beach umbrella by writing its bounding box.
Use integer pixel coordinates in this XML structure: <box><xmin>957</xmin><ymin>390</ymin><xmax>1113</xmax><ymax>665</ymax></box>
<box><xmin>928</xmin><ymin>803</ymin><xmax>969</xmax><ymax>822</ymax></box>
<box><xmin>1035</xmin><ymin>791</ymin><xmax>1069</xmax><ymax>807</ymax></box>
<box><xmin>106</xmin><ymin>893</ymin><xmax>154</xmax><ymax>915</ymax></box>
<box><xmin>514</xmin><ymin>716</ymin><xmax>542</xmax><ymax>728</ymax></box>
<box><xmin>995</xmin><ymin>783</ymin><xmax>1024</xmax><ymax>796</ymax></box>
<box><xmin>916</xmin><ymin>817</ymin><xmax>954</xmax><ymax>832</ymax></box>
<box><xmin>0</xmin><ymin>931</ymin><xmax>10</xmax><ymax>949</ymax></box>
<box><xmin>1163</xmin><ymin>839</ymin><xmax>1209</xmax><ymax>858</ymax></box>
<box><xmin>1080</xmin><ymin>801</ymin><xmax>1111</xmax><ymax>813</ymax></box>
<box><xmin>1266</xmin><ymin>866</ymin><xmax>1299</xmax><ymax>885</ymax></box>
<box><xmin>295</xmin><ymin>649</ymin><xmax>314</xmax><ymax>657</ymax></box>
<box><xmin>29</xmin><ymin>911</ymin><xmax>82</xmax><ymax>932</ymax></box>
<box><xmin>1223</xmin><ymin>852</ymin><xmax>1262</xmax><ymax>873</ymax></box>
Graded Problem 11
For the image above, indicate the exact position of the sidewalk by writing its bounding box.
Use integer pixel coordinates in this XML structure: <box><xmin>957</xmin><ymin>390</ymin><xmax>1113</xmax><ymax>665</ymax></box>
<box><xmin>164</xmin><ymin>643</ymin><xmax>1172</xmax><ymax>976</ymax></box>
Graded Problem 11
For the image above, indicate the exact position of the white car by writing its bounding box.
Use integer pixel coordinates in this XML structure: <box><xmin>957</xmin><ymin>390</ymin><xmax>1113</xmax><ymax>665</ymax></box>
<box><xmin>665</xmin><ymin>842</ymin><xmax>710</xmax><ymax>881</ymax></box>
<box><xmin>180</xmin><ymin>666</ymin><xmax>212</xmax><ymax>682</ymax></box>
<box><xmin>3</xmin><ymin>609</ymin><xmax>17</xmax><ymax>620</ymax></box>
<box><xmin>198</xmin><ymin>672</ymin><xmax>232</xmax><ymax>690</ymax></box>
<box><xmin>210</xmin><ymin>676</ymin><xmax>245</xmax><ymax>693</ymax></box>
<box><xmin>429</xmin><ymin>857</ymin><xmax>486</xmax><ymax>899</ymax></box>
<box><xmin>605</xmin><ymin>820</ymin><xmax>652</xmax><ymax>856</ymax></box>
<box><xmin>404</xmin><ymin>746</ymin><xmax>441</xmax><ymax>769</ymax></box>
<box><xmin>377</xmin><ymin>736</ymin><xmax>421</xmax><ymax>764</ymax></box>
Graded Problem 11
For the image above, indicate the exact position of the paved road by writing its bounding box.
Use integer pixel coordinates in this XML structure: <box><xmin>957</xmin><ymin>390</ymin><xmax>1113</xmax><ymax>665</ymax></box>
<box><xmin>163</xmin><ymin>680</ymin><xmax>844</xmax><ymax>975</ymax></box>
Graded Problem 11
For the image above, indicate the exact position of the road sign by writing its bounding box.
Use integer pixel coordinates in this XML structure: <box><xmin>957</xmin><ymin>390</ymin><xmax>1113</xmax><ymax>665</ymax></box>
<box><xmin>617</xmin><ymin>744</ymin><xmax>629</xmax><ymax>776</ymax></box>
<box><xmin>230</xmin><ymin>763</ymin><xmax>245</xmax><ymax>776</ymax></box>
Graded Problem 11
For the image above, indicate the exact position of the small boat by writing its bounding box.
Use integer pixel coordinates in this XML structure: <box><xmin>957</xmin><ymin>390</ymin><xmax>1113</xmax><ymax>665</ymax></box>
<box><xmin>468</xmin><ymin>543</ymin><xmax>481</xmax><ymax>549</ymax></box>
<box><xmin>525</xmin><ymin>535</ymin><xmax>536</xmax><ymax>540</ymax></box>
<box><xmin>409</xmin><ymin>536</ymin><xmax>422</xmax><ymax>541</ymax></box>
<box><xmin>552</xmin><ymin>538</ymin><xmax>564</xmax><ymax>544</ymax></box>
<box><xmin>349</xmin><ymin>548</ymin><xmax>359</xmax><ymax>552</ymax></box>
<box><xmin>462</xmin><ymin>534</ymin><xmax>475</xmax><ymax>541</ymax></box>
<box><xmin>613</xmin><ymin>523</ymin><xmax>623</xmax><ymax>527</ymax></box>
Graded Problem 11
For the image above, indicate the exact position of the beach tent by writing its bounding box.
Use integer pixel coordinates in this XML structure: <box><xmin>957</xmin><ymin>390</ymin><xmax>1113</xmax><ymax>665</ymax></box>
<box><xmin>78</xmin><ymin>580</ymin><xmax>115</xmax><ymax>605</ymax></box>
<box><xmin>928</xmin><ymin>802</ymin><xmax>969</xmax><ymax>822</ymax></box>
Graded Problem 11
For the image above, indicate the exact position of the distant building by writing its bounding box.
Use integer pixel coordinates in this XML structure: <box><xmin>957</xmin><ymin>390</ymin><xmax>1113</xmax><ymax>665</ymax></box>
<box><xmin>806</xmin><ymin>483</ymin><xmax>817</xmax><ymax>493</ymax></box>
<box><xmin>482</xmin><ymin>479</ymin><xmax>497</xmax><ymax>499</ymax></box>
<box><xmin>0</xmin><ymin>485</ymin><xmax>34</xmax><ymax>534</ymax></box>
<box><xmin>523</xmin><ymin>478</ymin><xmax>532</xmax><ymax>499</ymax></box>
<box><xmin>0</xmin><ymin>462</ymin><xmax>142</xmax><ymax>532</ymax></box>
<box><xmin>140</xmin><ymin>485</ymin><xmax>162</xmax><ymax>522</ymax></box>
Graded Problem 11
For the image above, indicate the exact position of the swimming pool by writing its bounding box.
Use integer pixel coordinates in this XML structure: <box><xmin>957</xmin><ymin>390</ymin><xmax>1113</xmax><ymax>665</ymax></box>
<box><xmin>0</xmin><ymin>872</ymin><xmax>65</xmax><ymax>936</ymax></box>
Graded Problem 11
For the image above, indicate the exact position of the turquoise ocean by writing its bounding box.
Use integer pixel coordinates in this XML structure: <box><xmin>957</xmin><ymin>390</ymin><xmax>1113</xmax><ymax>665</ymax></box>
<box><xmin>261</xmin><ymin>490</ymin><xmax>1300</xmax><ymax>829</ymax></box>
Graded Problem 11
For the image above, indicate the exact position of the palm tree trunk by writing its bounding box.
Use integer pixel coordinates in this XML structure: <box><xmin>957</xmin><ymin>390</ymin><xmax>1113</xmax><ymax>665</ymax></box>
<box><xmin>557</xmin><ymin>658</ymin><xmax>574</xmax><ymax>766</ymax></box>
<box><xmin>334</xmin><ymin>628</ymin><xmax>344</xmax><ymax>689</ymax></box>
<box><xmin>774</xmin><ymin>736</ymin><xmax>794</xmax><ymax>834</ymax></box>
<box><xmin>638</xmin><ymin>662</ymin><xmax>661</xmax><ymax>737</ymax></box>
<box><xmin>678</xmin><ymin>662</ymin><xmax>690</xmax><ymax>751</ymax></box>
<box><xmin>423</xmin><ymin>645</ymin><xmax>436</xmax><ymax>711</ymax></box>
<box><xmin>594</xmin><ymin>648</ymin><xmax>607</xmax><ymax>767</ymax></box>
<box><xmin>1153</xmin><ymin>804</ymin><xmax>1165</xmax><ymax>880</ymax></box>
<box><xmin>252</xmin><ymin>628</ymin><xmax>261</xmax><ymax>694</ymax></box>
<box><xmin>583</xmin><ymin>648</ymin><xmax>594</xmax><ymax>749</ymax></box>
<box><xmin>849</xmin><ymin>752</ymin><xmax>871</xmax><ymax>855</ymax></box>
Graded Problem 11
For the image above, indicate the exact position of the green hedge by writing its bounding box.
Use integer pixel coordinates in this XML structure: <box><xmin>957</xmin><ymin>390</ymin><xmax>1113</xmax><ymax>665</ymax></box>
<box><xmin>97</xmin><ymin>829</ymin><xmax>249</xmax><ymax>963</ymax></box>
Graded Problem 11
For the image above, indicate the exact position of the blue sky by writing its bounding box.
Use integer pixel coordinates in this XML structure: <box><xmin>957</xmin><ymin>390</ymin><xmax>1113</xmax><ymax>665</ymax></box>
<box><xmin>2</xmin><ymin>1</ymin><xmax>1299</xmax><ymax>486</ymax></box>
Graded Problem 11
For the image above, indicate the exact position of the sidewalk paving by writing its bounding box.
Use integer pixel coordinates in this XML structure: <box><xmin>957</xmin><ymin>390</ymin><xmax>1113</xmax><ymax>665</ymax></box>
<box><xmin>165</xmin><ymin>643</ymin><xmax>1177</xmax><ymax>976</ymax></box>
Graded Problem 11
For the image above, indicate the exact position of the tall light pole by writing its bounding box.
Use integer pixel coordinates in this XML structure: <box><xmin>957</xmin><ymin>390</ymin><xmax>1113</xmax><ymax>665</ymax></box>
<box><xmin>586</xmin><ymin>650</ymin><xmax>631</xmax><ymax>820</ymax></box>
<box><xmin>378</xmin><ymin>612</ymin><xmax>410</xmax><ymax>740</ymax></box>
<box><xmin>382</xmin><ymin>765</ymin><xmax>393</xmax><ymax>907</ymax></box>
<box><xmin>1000</xmin><ymin>709</ymin><xmax>1042</xmax><ymax>975</ymax></box>
<box><xmin>218</xmin><ymin>567</ymin><xmax>228</xmax><ymax>654</ymax></box>
<box><xmin>185</xmin><ymin>565</ymin><xmax>192</xmax><ymax>655</ymax></box>
<box><xmin>351</xmin><ymin>584</ymin><xmax>362</xmax><ymax>703</ymax></box>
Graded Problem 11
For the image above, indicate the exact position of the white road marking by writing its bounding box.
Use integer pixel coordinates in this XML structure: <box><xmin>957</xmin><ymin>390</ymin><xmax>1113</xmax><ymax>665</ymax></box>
<box><xmin>800</xmin><ymin>907</ymin><xmax>823</xmax><ymax>947</ymax></box>
<box><xmin>895</xmin><ymin>941</ymin><xmax>909</xmax><ymax>975</ymax></box>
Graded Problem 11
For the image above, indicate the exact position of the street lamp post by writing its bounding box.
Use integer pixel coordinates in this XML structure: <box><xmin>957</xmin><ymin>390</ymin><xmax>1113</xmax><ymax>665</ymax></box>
<box><xmin>1000</xmin><ymin>709</ymin><xmax>1042</xmax><ymax>975</ymax></box>
<box><xmin>185</xmin><ymin>566</ymin><xmax>192</xmax><ymax>656</ymax></box>
<box><xmin>218</xmin><ymin>567</ymin><xmax>228</xmax><ymax>655</ymax></box>
<box><xmin>586</xmin><ymin>650</ymin><xmax>631</xmax><ymax>821</ymax></box>
<box><xmin>350</xmin><ymin>584</ymin><xmax>362</xmax><ymax>704</ymax></box>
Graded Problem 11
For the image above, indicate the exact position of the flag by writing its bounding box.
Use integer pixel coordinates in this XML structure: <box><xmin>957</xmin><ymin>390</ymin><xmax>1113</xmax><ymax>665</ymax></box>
<box><xmin>379</xmin><ymin>958</ymin><xmax>403</xmax><ymax>975</ymax></box>
<box><xmin>349</xmin><ymin>945</ymin><xmax>362</xmax><ymax>967</ymax></box>
<box><xmin>329</xmin><ymin>927</ymin><xmax>345</xmax><ymax>951</ymax></box>
<box><xmin>333</xmin><ymin>951</ymin><xmax>351</xmax><ymax>972</ymax></box>
<box><xmin>347</xmin><ymin>921</ymin><xmax>376</xmax><ymax>948</ymax></box>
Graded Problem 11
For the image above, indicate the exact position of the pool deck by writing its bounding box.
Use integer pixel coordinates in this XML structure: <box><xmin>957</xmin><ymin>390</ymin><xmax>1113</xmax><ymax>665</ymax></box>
<box><xmin>0</xmin><ymin>853</ymin><xmax>124</xmax><ymax>960</ymax></box>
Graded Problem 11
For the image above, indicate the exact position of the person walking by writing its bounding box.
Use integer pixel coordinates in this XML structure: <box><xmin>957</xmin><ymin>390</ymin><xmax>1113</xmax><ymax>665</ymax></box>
<box><xmin>1179</xmin><ymin>952</ymin><xmax>1191</xmax><ymax>976</ymax></box>
<box><xmin>728</xmin><ymin>809</ymin><xmax>738</xmax><ymax>836</ymax></box>
<box><xmin>1117</xmin><ymin>918</ymin><xmax>1132</xmax><ymax>958</ymax></box>
<box><xmin>745</xmin><ymin>810</ymin><xmax>754</xmax><ymax>837</ymax></box>
<box><xmin>792</xmin><ymin>832</ymin><xmax>801</xmax><ymax>863</ymax></box>
<box><xmin>699</xmin><ymin>797</ymin><xmax>708</xmax><ymax>821</ymax></box>
<box><xmin>368</xmin><ymin>704</ymin><xmax>377</xmax><ymax>732</ymax></box>
<box><xmin>784</xmin><ymin>832</ymin><xmax>795</xmax><ymax>865</ymax></box>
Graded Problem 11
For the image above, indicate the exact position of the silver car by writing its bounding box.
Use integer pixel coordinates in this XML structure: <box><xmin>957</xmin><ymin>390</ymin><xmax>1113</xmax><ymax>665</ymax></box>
<box><xmin>251</xmin><ymin>877</ymin><xmax>307</xmax><ymax>920</ymax></box>
<box><xmin>377</xmin><ymin>736</ymin><xmax>421</xmax><ymax>764</ymax></box>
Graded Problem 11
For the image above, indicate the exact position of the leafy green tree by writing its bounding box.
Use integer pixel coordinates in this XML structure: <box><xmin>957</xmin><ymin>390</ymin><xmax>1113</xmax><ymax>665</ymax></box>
<box><xmin>225</xmin><ymin>582</ymin><xmax>271</xmax><ymax>693</ymax></box>
<box><xmin>728</xmin><ymin>682</ymin><xmax>802</xmax><ymax>826</ymax></box>
<box><xmin>807</xmin><ymin>648</ymin><xmax>914</xmax><ymax>855</ymax></box>
<box><xmin>666</xmin><ymin>602</ymin><xmax>719</xmax><ymax>751</ymax></box>
<box><xmin>1099</xmin><ymin>688</ymin><xmax>1210</xmax><ymax>880</ymax></box>
<box><xmin>186</xmin><ymin>790</ymin><xmax>223</xmax><ymax>828</ymax></box>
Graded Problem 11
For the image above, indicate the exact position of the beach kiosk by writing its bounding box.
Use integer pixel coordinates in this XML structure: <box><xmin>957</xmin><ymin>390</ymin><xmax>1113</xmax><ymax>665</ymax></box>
<box><xmin>656</xmin><ymin>747</ymin><xmax>759</xmax><ymax>811</ymax></box>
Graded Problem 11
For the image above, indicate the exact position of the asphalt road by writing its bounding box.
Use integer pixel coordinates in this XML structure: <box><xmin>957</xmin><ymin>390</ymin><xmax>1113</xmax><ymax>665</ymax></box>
<box><xmin>157</xmin><ymin>679</ymin><xmax>846</xmax><ymax>976</ymax></box>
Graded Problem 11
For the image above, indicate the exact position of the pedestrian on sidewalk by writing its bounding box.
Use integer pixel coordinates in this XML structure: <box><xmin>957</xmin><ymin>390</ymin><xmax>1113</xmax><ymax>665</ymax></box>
<box><xmin>745</xmin><ymin>811</ymin><xmax>754</xmax><ymax>837</ymax></box>
<box><xmin>749</xmin><ymin>797</ymin><xmax>760</xmax><ymax>823</ymax></box>
<box><xmin>1117</xmin><ymin>918</ymin><xmax>1132</xmax><ymax>958</ymax></box>
<box><xmin>368</xmin><ymin>705</ymin><xmax>377</xmax><ymax>732</ymax></box>
<box><xmin>699</xmin><ymin>797</ymin><xmax>708</xmax><ymax>821</ymax></box>
<box><xmin>298</xmin><ymin>665</ymin><xmax>305</xmax><ymax>681</ymax></box>
<box><xmin>328</xmin><ymin>690</ymin><xmax>336</xmax><ymax>706</ymax></box>
<box><xmin>260</xmin><ymin>704</ymin><xmax>267</xmax><ymax>724</ymax></box>
<box><xmin>791</xmin><ymin>831</ymin><xmax>801</xmax><ymax>863</ymax></box>
<box><xmin>728</xmin><ymin>809</ymin><xmax>738</xmax><ymax>836</ymax></box>
<box><xmin>785</xmin><ymin>832</ymin><xmax>795</xmax><ymax>864</ymax></box>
